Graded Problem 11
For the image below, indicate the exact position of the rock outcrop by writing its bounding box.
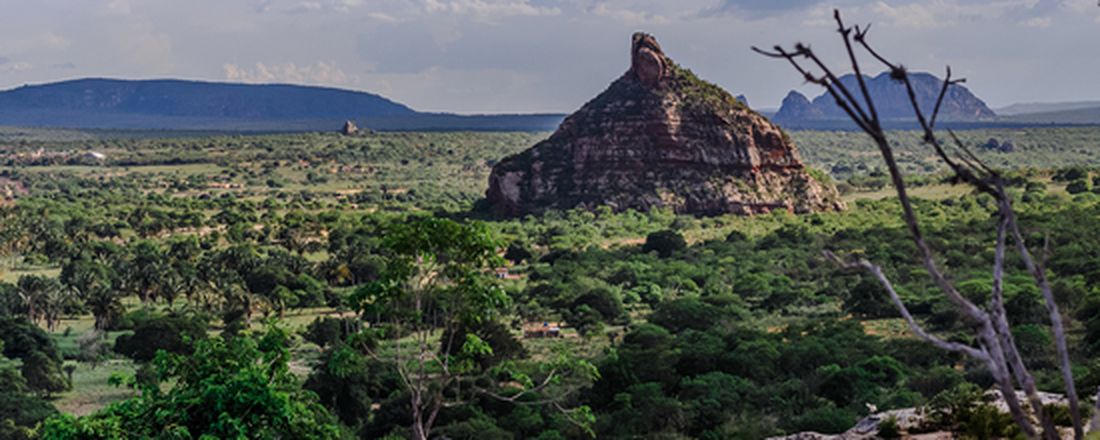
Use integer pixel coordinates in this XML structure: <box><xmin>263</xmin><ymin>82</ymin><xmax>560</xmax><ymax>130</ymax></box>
<box><xmin>774</xmin><ymin>91</ymin><xmax>823</xmax><ymax>122</ymax></box>
<box><xmin>767</xmin><ymin>390</ymin><xmax>1077</xmax><ymax>440</ymax></box>
<box><xmin>341</xmin><ymin>120</ymin><xmax>359</xmax><ymax>136</ymax></box>
<box><xmin>486</xmin><ymin>33</ymin><xmax>843</xmax><ymax>216</ymax></box>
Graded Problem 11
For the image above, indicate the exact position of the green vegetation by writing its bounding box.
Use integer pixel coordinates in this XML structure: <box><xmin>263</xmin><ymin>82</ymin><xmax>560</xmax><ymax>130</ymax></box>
<box><xmin>40</xmin><ymin>326</ymin><xmax>345</xmax><ymax>439</ymax></box>
<box><xmin>0</xmin><ymin>127</ymin><xmax>1096</xmax><ymax>438</ymax></box>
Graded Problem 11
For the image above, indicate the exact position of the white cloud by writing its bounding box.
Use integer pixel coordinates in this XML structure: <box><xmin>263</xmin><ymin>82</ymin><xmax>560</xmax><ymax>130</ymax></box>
<box><xmin>0</xmin><ymin>33</ymin><xmax>73</xmax><ymax>54</ymax></box>
<box><xmin>367</xmin><ymin>11</ymin><xmax>401</xmax><ymax>22</ymax></box>
<box><xmin>0</xmin><ymin>61</ymin><xmax>33</xmax><ymax>74</ymax></box>
<box><xmin>42</xmin><ymin>34</ymin><xmax>71</xmax><ymax>49</ymax></box>
<box><xmin>105</xmin><ymin>0</ymin><xmax>132</xmax><ymax>15</ymax></box>
<box><xmin>587</xmin><ymin>3</ymin><xmax>669</xmax><ymax>25</ymax></box>
<box><xmin>223</xmin><ymin>61</ymin><xmax>358</xmax><ymax>85</ymax></box>
<box><xmin>111</xmin><ymin>24</ymin><xmax>174</xmax><ymax>72</ymax></box>
<box><xmin>256</xmin><ymin>0</ymin><xmax>366</xmax><ymax>14</ymax></box>
<box><xmin>870</xmin><ymin>1</ymin><xmax>961</xmax><ymax>29</ymax></box>
<box><xmin>423</xmin><ymin>0</ymin><xmax>562</xmax><ymax>21</ymax></box>
<box><xmin>863</xmin><ymin>0</ymin><xmax>1100</xmax><ymax>30</ymax></box>
<box><xmin>1020</xmin><ymin>16</ymin><xmax>1052</xmax><ymax>27</ymax></box>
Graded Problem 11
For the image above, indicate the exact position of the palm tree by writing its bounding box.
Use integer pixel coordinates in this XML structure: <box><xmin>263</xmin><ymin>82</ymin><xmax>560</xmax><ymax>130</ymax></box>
<box><xmin>83</xmin><ymin>286</ymin><xmax>123</xmax><ymax>331</ymax></box>
<box><xmin>17</xmin><ymin>275</ymin><xmax>62</xmax><ymax>329</ymax></box>
<box><xmin>61</xmin><ymin>258</ymin><xmax>120</xmax><ymax>330</ymax></box>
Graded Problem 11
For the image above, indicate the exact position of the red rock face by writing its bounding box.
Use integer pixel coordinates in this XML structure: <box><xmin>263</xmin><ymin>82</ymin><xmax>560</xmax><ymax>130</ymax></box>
<box><xmin>487</xmin><ymin>33</ymin><xmax>844</xmax><ymax>217</ymax></box>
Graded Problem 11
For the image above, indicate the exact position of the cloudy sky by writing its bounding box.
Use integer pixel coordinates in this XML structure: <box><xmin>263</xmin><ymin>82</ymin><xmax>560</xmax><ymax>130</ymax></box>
<box><xmin>0</xmin><ymin>0</ymin><xmax>1097</xmax><ymax>113</ymax></box>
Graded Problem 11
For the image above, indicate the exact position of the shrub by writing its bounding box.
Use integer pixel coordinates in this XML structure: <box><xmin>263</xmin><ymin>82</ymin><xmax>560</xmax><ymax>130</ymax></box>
<box><xmin>790</xmin><ymin>404</ymin><xmax>857</xmax><ymax>434</ymax></box>
<box><xmin>504</xmin><ymin>242</ymin><xmax>533</xmax><ymax>264</ymax></box>
<box><xmin>1066</xmin><ymin>178</ymin><xmax>1091</xmax><ymax>195</ymax></box>
<box><xmin>1044</xmin><ymin>403</ymin><xmax>1092</xmax><ymax>428</ymax></box>
<box><xmin>441</xmin><ymin>320</ymin><xmax>526</xmax><ymax>369</ymax></box>
<box><xmin>0</xmin><ymin>318</ymin><xmax>68</xmax><ymax>394</ymax></box>
<box><xmin>877</xmin><ymin>415</ymin><xmax>901</xmax><ymax>439</ymax></box>
<box><xmin>304</xmin><ymin>316</ymin><xmax>362</xmax><ymax>348</ymax></box>
<box><xmin>649</xmin><ymin>298</ymin><xmax>721</xmax><ymax>333</ymax></box>
<box><xmin>643</xmin><ymin>230</ymin><xmax>687</xmax><ymax>258</ymax></box>
<box><xmin>113</xmin><ymin>311</ymin><xmax>209</xmax><ymax>362</ymax></box>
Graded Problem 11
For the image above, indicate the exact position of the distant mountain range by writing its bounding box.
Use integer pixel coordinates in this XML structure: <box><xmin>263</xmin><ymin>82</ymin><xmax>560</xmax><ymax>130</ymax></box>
<box><xmin>773</xmin><ymin>72</ymin><xmax>996</xmax><ymax>128</ymax></box>
<box><xmin>0</xmin><ymin>77</ymin><xmax>1096</xmax><ymax>133</ymax></box>
<box><xmin>994</xmin><ymin>101</ymin><xmax>1100</xmax><ymax>116</ymax></box>
<box><xmin>999</xmin><ymin>106</ymin><xmax>1100</xmax><ymax>125</ymax></box>
<box><xmin>0</xmin><ymin>78</ymin><xmax>565</xmax><ymax>132</ymax></box>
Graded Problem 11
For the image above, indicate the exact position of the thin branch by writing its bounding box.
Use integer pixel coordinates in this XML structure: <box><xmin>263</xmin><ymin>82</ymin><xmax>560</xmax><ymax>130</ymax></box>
<box><xmin>824</xmin><ymin>251</ymin><xmax>985</xmax><ymax>358</ymax></box>
<box><xmin>990</xmin><ymin>213</ymin><xmax>1053</xmax><ymax>438</ymax></box>
<box><xmin>474</xmin><ymin>369</ymin><xmax>561</xmax><ymax>404</ymax></box>
<box><xmin>836</xmin><ymin>10</ymin><xmax>880</xmax><ymax>127</ymax></box>
<box><xmin>930</xmin><ymin>67</ymin><xmax>964</xmax><ymax>129</ymax></box>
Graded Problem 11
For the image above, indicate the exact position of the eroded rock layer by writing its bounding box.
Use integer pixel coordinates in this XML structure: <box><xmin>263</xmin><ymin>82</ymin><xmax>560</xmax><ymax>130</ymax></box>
<box><xmin>487</xmin><ymin>33</ymin><xmax>843</xmax><ymax>216</ymax></box>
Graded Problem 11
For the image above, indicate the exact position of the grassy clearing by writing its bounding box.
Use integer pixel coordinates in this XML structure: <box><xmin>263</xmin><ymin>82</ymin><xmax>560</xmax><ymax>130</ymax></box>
<box><xmin>53</xmin><ymin>359</ymin><xmax>138</xmax><ymax>416</ymax></box>
<box><xmin>45</xmin><ymin>301</ymin><xmax>348</xmax><ymax>416</ymax></box>
<box><xmin>841</xmin><ymin>183</ymin><xmax>974</xmax><ymax>203</ymax></box>
<box><xmin>0</xmin><ymin>267</ymin><xmax>61</xmax><ymax>283</ymax></box>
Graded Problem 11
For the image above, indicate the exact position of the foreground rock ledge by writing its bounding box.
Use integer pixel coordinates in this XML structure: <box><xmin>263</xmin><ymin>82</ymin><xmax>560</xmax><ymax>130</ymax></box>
<box><xmin>486</xmin><ymin>33</ymin><xmax>844</xmax><ymax>217</ymax></box>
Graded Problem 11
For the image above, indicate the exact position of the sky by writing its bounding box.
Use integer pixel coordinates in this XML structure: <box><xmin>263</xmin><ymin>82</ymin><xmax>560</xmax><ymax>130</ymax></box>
<box><xmin>0</xmin><ymin>0</ymin><xmax>1097</xmax><ymax>114</ymax></box>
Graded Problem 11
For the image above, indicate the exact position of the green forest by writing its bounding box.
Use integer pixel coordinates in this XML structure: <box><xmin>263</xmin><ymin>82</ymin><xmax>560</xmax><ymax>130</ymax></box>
<box><xmin>0</xmin><ymin>126</ymin><xmax>1098</xmax><ymax>439</ymax></box>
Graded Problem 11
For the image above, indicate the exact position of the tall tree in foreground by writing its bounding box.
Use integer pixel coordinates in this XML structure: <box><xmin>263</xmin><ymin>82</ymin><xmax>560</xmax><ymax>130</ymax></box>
<box><xmin>756</xmin><ymin>11</ymin><xmax>1084</xmax><ymax>439</ymax></box>
<box><xmin>353</xmin><ymin>217</ymin><xmax>597</xmax><ymax>440</ymax></box>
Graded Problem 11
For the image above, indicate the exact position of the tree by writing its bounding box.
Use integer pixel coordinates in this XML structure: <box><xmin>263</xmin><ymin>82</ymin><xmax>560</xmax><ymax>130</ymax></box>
<box><xmin>304</xmin><ymin>316</ymin><xmax>362</xmax><ymax>348</ymax></box>
<box><xmin>76</xmin><ymin>330</ymin><xmax>108</xmax><ymax>369</ymax></box>
<box><xmin>0</xmin><ymin>317</ymin><xmax>69</xmax><ymax>395</ymax></box>
<box><xmin>352</xmin><ymin>217</ymin><xmax>507</xmax><ymax>440</ymax></box>
<box><xmin>352</xmin><ymin>217</ymin><xmax>596</xmax><ymax>440</ymax></box>
<box><xmin>0</xmin><ymin>341</ymin><xmax>56</xmax><ymax>440</ymax></box>
<box><xmin>757</xmin><ymin>12</ymin><xmax>1083</xmax><ymax>438</ymax></box>
<box><xmin>39</xmin><ymin>326</ymin><xmax>345</xmax><ymax>439</ymax></box>
<box><xmin>113</xmin><ymin>311</ymin><xmax>209</xmax><ymax>362</ymax></box>
<box><xmin>642</xmin><ymin>229</ymin><xmax>687</xmax><ymax>258</ymax></box>
<box><xmin>15</xmin><ymin>275</ymin><xmax>67</xmax><ymax>331</ymax></box>
<box><xmin>0</xmin><ymin>283</ymin><xmax>24</xmax><ymax>317</ymax></box>
<box><xmin>120</xmin><ymin>240</ymin><xmax>168</xmax><ymax>304</ymax></box>
<box><xmin>165</xmin><ymin>236</ymin><xmax>204</xmax><ymax>305</ymax></box>
<box><xmin>61</xmin><ymin>258</ymin><xmax>120</xmax><ymax>330</ymax></box>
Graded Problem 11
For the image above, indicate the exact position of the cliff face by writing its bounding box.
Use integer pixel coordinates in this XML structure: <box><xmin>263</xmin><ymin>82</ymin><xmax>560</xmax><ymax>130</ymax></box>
<box><xmin>486</xmin><ymin>33</ymin><xmax>844</xmax><ymax>217</ymax></box>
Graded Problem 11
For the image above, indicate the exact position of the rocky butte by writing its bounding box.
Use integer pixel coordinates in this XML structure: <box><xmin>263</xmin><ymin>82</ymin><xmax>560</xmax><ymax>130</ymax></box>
<box><xmin>486</xmin><ymin>33</ymin><xmax>844</xmax><ymax>216</ymax></box>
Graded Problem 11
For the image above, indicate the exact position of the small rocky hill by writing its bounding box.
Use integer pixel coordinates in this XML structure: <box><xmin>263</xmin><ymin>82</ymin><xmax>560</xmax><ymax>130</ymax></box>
<box><xmin>486</xmin><ymin>33</ymin><xmax>843</xmax><ymax>216</ymax></box>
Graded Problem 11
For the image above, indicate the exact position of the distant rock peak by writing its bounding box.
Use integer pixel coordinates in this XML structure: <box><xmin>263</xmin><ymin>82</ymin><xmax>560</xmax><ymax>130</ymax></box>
<box><xmin>774</xmin><ymin>72</ymin><xmax>995</xmax><ymax>125</ymax></box>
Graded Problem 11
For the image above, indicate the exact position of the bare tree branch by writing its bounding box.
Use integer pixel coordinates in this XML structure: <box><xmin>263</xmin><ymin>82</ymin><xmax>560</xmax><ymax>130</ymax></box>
<box><xmin>825</xmin><ymin>251</ymin><xmax>985</xmax><ymax>358</ymax></box>
<box><xmin>1003</xmin><ymin>197</ymin><xmax>1084</xmax><ymax>438</ymax></box>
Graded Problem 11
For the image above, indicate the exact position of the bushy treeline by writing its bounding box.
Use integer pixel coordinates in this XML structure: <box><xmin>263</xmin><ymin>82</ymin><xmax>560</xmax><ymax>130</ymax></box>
<box><xmin>2</xmin><ymin>186</ymin><xmax>1100</xmax><ymax>437</ymax></box>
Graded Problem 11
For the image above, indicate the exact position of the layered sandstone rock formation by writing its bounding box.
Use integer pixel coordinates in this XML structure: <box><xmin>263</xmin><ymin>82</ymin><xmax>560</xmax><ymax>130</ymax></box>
<box><xmin>487</xmin><ymin>33</ymin><xmax>843</xmax><ymax>216</ymax></box>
